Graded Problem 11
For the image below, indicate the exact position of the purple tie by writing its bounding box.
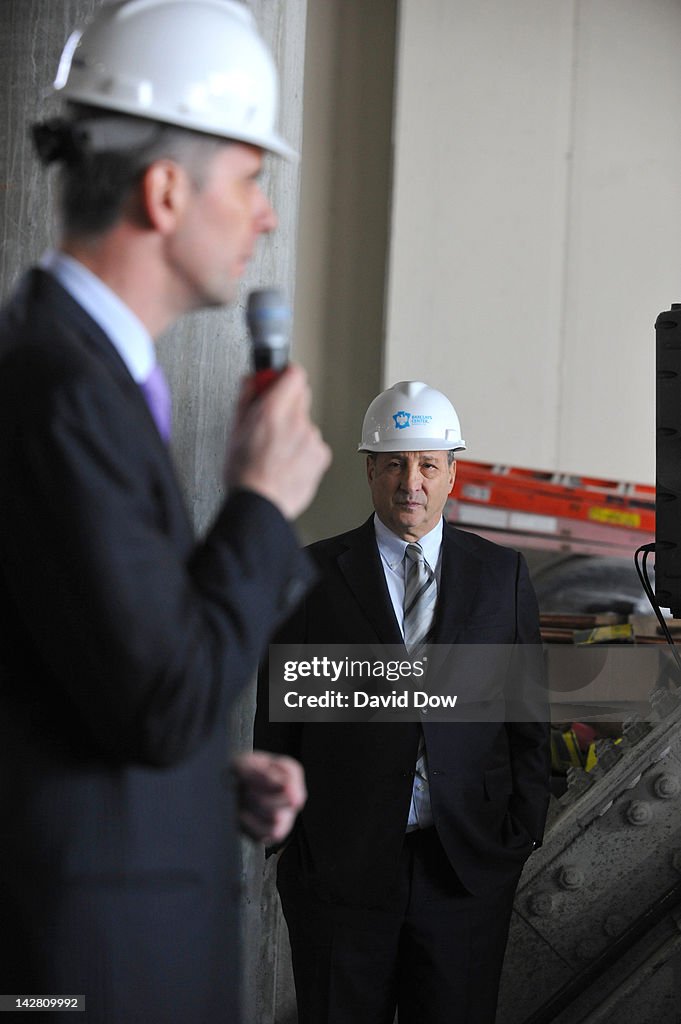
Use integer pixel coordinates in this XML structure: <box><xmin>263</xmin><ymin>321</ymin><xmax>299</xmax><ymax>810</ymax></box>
<box><xmin>140</xmin><ymin>363</ymin><xmax>172</xmax><ymax>442</ymax></box>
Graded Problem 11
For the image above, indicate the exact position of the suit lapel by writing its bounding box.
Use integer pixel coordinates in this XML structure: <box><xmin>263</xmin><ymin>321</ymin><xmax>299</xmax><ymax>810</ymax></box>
<box><xmin>431</xmin><ymin>522</ymin><xmax>483</xmax><ymax>643</ymax></box>
<box><xmin>335</xmin><ymin>518</ymin><xmax>483</xmax><ymax>645</ymax></box>
<box><xmin>336</xmin><ymin>518</ymin><xmax>403</xmax><ymax>644</ymax></box>
<box><xmin>30</xmin><ymin>270</ymin><xmax>174</xmax><ymax>456</ymax></box>
<box><xmin>31</xmin><ymin>269</ymin><xmax>137</xmax><ymax>382</ymax></box>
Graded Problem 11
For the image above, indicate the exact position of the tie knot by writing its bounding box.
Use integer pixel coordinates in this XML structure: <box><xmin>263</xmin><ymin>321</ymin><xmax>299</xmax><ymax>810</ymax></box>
<box><xmin>405</xmin><ymin>542</ymin><xmax>425</xmax><ymax>565</ymax></box>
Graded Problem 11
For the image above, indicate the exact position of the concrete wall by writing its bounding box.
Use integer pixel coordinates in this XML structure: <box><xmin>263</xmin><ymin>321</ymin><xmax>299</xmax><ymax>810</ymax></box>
<box><xmin>0</xmin><ymin>2</ymin><xmax>98</xmax><ymax>287</ymax></box>
<box><xmin>383</xmin><ymin>0</ymin><xmax>681</xmax><ymax>486</ymax></box>
<box><xmin>295</xmin><ymin>0</ymin><xmax>681</xmax><ymax>547</ymax></box>
<box><xmin>294</xmin><ymin>0</ymin><xmax>397</xmax><ymax>544</ymax></box>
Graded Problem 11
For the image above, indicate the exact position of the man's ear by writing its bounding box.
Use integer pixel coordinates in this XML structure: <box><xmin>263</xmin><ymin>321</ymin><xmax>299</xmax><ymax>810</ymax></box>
<box><xmin>366</xmin><ymin>455</ymin><xmax>376</xmax><ymax>484</ymax></box>
<box><xmin>448</xmin><ymin>459</ymin><xmax>457</xmax><ymax>491</ymax></box>
<box><xmin>139</xmin><ymin>159</ymin><xmax>191</xmax><ymax>234</ymax></box>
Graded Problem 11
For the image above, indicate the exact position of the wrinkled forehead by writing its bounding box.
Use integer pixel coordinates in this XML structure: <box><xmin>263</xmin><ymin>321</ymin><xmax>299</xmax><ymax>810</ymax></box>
<box><xmin>369</xmin><ymin>450</ymin><xmax>453</xmax><ymax>462</ymax></box>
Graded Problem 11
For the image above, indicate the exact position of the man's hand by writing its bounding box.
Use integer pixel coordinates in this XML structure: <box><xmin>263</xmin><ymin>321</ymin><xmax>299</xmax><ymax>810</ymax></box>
<box><xmin>226</xmin><ymin>364</ymin><xmax>331</xmax><ymax>520</ymax></box>
<box><xmin>232</xmin><ymin>750</ymin><xmax>307</xmax><ymax>845</ymax></box>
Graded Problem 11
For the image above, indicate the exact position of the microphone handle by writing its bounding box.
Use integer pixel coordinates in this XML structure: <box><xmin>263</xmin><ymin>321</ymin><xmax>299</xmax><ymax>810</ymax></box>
<box><xmin>251</xmin><ymin>347</ymin><xmax>288</xmax><ymax>396</ymax></box>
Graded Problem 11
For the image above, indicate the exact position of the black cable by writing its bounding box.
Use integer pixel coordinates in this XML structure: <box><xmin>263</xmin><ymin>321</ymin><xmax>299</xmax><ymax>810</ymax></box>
<box><xmin>635</xmin><ymin>542</ymin><xmax>681</xmax><ymax>678</ymax></box>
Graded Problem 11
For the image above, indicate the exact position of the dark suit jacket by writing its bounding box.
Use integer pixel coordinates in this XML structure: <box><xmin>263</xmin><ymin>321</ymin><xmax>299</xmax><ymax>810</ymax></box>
<box><xmin>255</xmin><ymin>516</ymin><xmax>551</xmax><ymax>905</ymax></box>
<box><xmin>0</xmin><ymin>269</ymin><xmax>313</xmax><ymax>1022</ymax></box>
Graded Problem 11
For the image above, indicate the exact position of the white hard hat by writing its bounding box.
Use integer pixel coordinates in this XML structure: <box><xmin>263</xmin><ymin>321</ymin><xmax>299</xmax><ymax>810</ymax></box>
<box><xmin>53</xmin><ymin>0</ymin><xmax>296</xmax><ymax>160</ymax></box>
<box><xmin>358</xmin><ymin>381</ymin><xmax>466</xmax><ymax>453</ymax></box>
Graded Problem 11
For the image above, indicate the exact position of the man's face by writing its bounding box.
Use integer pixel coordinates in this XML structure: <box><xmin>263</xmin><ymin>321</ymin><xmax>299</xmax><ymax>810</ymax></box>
<box><xmin>166</xmin><ymin>141</ymin><xmax>277</xmax><ymax>309</ymax></box>
<box><xmin>366</xmin><ymin>451</ymin><xmax>456</xmax><ymax>542</ymax></box>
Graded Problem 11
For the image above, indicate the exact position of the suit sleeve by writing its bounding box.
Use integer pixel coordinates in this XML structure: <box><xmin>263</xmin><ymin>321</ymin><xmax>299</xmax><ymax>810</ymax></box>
<box><xmin>0</xmin><ymin>358</ymin><xmax>315</xmax><ymax>767</ymax></box>
<box><xmin>505</xmin><ymin>554</ymin><xmax>552</xmax><ymax>845</ymax></box>
<box><xmin>253</xmin><ymin>595</ymin><xmax>306</xmax><ymax>761</ymax></box>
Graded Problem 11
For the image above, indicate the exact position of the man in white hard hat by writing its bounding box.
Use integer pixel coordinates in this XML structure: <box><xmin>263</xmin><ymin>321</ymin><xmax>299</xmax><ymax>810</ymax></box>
<box><xmin>0</xmin><ymin>2</ymin><xmax>329</xmax><ymax>1021</ymax></box>
<box><xmin>256</xmin><ymin>381</ymin><xmax>551</xmax><ymax>1024</ymax></box>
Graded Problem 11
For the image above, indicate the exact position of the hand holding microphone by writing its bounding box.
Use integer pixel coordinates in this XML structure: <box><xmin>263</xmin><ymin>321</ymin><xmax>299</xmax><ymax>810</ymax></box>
<box><xmin>226</xmin><ymin>287</ymin><xmax>331</xmax><ymax>519</ymax></box>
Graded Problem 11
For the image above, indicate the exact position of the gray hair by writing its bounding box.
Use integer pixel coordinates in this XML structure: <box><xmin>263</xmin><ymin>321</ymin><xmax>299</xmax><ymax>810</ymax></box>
<box><xmin>47</xmin><ymin>105</ymin><xmax>227</xmax><ymax>238</ymax></box>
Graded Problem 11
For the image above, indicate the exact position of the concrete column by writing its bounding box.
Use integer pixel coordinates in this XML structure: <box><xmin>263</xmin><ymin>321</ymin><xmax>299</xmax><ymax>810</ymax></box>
<box><xmin>0</xmin><ymin>1</ymin><xmax>99</xmax><ymax>295</ymax></box>
<box><xmin>0</xmin><ymin>2</ymin><xmax>307</xmax><ymax>1022</ymax></box>
<box><xmin>294</xmin><ymin>0</ymin><xmax>398</xmax><ymax>545</ymax></box>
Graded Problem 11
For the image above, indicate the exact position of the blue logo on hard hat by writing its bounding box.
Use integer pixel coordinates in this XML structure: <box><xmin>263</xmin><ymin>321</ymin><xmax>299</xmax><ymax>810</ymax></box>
<box><xmin>393</xmin><ymin>411</ymin><xmax>433</xmax><ymax>430</ymax></box>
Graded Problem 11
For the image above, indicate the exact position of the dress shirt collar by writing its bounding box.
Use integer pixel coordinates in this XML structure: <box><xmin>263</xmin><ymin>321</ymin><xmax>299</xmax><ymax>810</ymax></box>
<box><xmin>41</xmin><ymin>249</ymin><xmax>156</xmax><ymax>383</ymax></box>
<box><xmin>373</xmin><ymin>513</ymin><xmax>444</xmax><ymax>573</ymax></box>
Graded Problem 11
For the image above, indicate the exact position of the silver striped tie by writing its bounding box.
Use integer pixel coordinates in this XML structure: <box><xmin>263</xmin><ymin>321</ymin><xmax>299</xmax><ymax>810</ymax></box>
<box><xmin>403</xmin><ymin>543</ymin><xmax>436</xmax><ymax>654</ymax></box>
<box><xmin>404</xmin><ymin>543</ymin><xmax>435</xmax><ymax>828</ymax></box>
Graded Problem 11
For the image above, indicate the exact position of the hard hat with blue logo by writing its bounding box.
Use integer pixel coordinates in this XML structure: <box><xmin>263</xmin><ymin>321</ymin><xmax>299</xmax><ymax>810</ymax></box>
<box><xmin>358</xmin><ymin>381</ymin><xmax>466</xmax><ymax>453</ymax></box>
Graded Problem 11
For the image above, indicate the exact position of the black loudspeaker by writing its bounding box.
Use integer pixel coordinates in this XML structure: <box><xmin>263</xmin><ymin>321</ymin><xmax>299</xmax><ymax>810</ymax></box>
<box><xmin>656</xmin><ymin>304</ymin><xmax>681</xmax><ymax>616</ymax></box>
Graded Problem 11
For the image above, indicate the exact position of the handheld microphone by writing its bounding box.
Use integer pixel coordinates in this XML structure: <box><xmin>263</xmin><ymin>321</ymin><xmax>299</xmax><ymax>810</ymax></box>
<box><xmin>246</xmin><ymin>288</ymin><xmax>291</xmax><ymax>397</ymax></box>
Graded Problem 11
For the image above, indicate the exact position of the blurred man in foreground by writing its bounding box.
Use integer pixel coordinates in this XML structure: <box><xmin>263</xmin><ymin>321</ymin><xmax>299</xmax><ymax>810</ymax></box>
<box><xmin>0</xmin><ymin>2</ymin><xmax>329</xmax><ymax>1020</ymax></box>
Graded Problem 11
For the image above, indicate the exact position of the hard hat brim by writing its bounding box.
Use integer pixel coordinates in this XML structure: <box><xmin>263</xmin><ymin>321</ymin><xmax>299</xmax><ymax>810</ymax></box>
<box><xmin>59</xmin><ymin>89</ymin><xmax>299</xmax><ymax>161</ymax></box>
<box><xmin>357</xmin><ymin>440</ymin><xmax>467</xmax><ymax>453</ymax></box>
